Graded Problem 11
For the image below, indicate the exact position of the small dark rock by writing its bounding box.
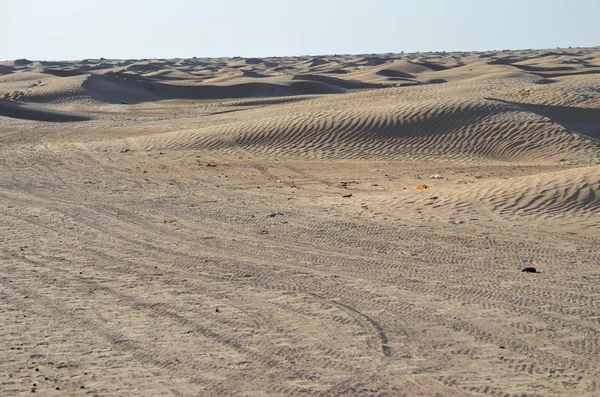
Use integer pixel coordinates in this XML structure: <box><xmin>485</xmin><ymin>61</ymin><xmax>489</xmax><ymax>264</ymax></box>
<box><xmin>215</xmin><ymin>308</ymin><xmax>220</xmax><ymax>313</ymax></box>
<box><xmin>522</xmin><ymin>267</ymin><xmax>537</xmax><ymax>273</ymax></box>
<box><xmin>342</xmin><ymin>194</ymin><xmax>353</xmax><ymax>198</ymax></box>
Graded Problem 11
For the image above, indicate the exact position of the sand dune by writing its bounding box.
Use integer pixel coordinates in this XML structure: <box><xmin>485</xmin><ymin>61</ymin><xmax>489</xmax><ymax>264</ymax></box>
<box><xmin>76</xmin><ymin>73</ymin><xmax>598</xmax><ymax>166</ymax></box>
<box><xmin>384</xmin><ymin>165</ymin><xmax>600</xmax><ymax>227</ymax></box>
<box><xmin>471</xmin><ymin>165</ymin><xmax>600</xmax><ymax>223</ymax></box>
<box><xmin>99</xmin><ymin>93</ymin><xmax>597</xmax><ymax>165</ymax></box>
<box><xmin>1</xmin><ymin>48</ymin><xmax>600</xmax><ymax>396</ymax></box>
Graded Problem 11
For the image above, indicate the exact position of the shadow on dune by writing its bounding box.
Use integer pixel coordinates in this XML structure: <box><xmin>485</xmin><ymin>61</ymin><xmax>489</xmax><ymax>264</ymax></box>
<box><xmin>486</xmin><ymin>98</ymin><xmax>600</xmax><ymax>141</ymax></box>
<box><xmin>509</xmin><ymin>64</ymin><xmax>600</xmax><ymax>78</ymax></box>
<box><xmin>13</xmin><ymin>59</ymin><xmax>33</xmax><ymax>66</ymax></box>
<box><xmin>0</xmin><ymin>65</ymin><xmax>15</xmax><ymax>75</ymax></box>
<box><xmin>0</xmin><ymin>100</ymin><xmax>92</xmax><ymax>122</ymax></box>
<box><xmin>358</xmin><ymin>56</ymin><xmax>391</xmax><ymax>66</ymax></box>
<box><xmin>293</xmin><ymin>74</ymin><xmax>390</xmax><ymax>89</ymax></box>
<box><xmin>376</xmin><ymin>69</ymin><xmax>416</xmax><ymax>79</ymax></box>
<box><xmin>487</xmin><ymin>59</ymin><xmax>600</xmax><ymax>78</ymax></box>
<box><xmin>410</xmin><ymin>61</ymin><xmax>450</xmax><ymax>71</ymax></box>
<box><xmin>309</xmin><ymin>58</ymin><xmax>329</xmax><ymax>68</ymax></box>
<box><xmin>511</xmin><ymin>64</ymin><xmax>576</xmax><ymax>73</ymax></box>
<box><xmin>534</xmin><ymin>78</ymin><xmax>558</xmax><ymax>85</ymax></box>
<box><xmin>528</xmin><ymin>69</ymin><xmax>600</xmax><ymax>79</ymax></box>
<box><xmin>245</xmin><ymin>58</ymin><xmax>264</xmax><ymax>65</ymax></box>
<box><xmin>324</xmin><ymin>69</ymin><xmax>350</xmax><ymax>74</ymax></box>
<box><xmin>241</xmin><ymin>70</ymin><xmax>270</xmax><ymax>78</ymax></box>
<box><xmin>43</xmin><ymin>68</ymin><xmax>85</xmax><ymax>77</ymax></box>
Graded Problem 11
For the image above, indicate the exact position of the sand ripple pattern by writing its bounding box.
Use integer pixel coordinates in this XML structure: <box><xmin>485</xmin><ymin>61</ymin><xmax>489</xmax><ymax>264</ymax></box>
<box><xmin>92</xmin><ymin>92</ymin><xmax>600</xmax><ymax>163</ymax></box>
<box><xmin>470</xmin><ymin>166</ymin><xmax>600</xmax><ymax>224</ymax></box>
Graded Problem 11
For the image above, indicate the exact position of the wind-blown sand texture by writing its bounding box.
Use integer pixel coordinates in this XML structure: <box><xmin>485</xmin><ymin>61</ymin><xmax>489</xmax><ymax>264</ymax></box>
<box><xmin>1</xmin><ymin>47</ymin><xmax>600</xmax><ymax>396</ymax></box>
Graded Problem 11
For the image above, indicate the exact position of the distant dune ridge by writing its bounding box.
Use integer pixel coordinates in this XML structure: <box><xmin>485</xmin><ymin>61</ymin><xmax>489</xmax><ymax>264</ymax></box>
<box><xmin>80</xmin><ymin>74</ymin><xmax>348</xmax><ymax>104</ymax></box>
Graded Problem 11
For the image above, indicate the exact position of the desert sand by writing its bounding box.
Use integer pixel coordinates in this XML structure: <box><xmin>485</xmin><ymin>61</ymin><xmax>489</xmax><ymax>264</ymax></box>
<box><xmin>1</xmin><ymin>47</ymin><xmax>600</xmax><ymax>396</ymax></box>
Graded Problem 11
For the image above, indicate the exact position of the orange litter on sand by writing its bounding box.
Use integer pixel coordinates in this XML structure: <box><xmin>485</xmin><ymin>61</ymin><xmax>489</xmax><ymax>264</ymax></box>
<box><xmin>416</xmin><ymin>184</ymin><xmax>429</xmax><ymax>190</ymax></box>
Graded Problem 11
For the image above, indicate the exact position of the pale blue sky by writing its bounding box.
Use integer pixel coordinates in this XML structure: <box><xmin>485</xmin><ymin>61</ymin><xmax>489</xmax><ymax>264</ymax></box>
<box><xmin>2</xmin><ymin>0</ymin><xmax>599</xmax><ymax>60</ymax></box>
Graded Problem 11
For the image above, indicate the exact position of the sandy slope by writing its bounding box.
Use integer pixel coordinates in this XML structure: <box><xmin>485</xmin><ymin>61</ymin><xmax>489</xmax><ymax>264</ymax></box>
<box><xmin>1</xmin><ymin>48</ymin><xmax>600</xmax><ymax>396</ymax></box>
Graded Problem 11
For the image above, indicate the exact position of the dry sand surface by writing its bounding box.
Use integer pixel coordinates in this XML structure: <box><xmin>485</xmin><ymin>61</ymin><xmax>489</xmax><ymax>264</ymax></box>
<box><xmin>1</xmin><ymin>48</ymin><xmax>600</xmax><ymax>396</ymax></box>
